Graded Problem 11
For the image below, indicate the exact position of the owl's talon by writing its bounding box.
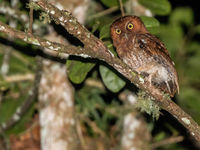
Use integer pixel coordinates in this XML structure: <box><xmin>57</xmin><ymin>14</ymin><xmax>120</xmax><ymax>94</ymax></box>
<box><xmin>148</xmin><ymin>74</ymin><xmax>153</xmax><ymax>88</ymax></box>
<box><xmin>165</xmin><ymin>81</ymin><xmax>171</xmax><ymax>94</ymax></box>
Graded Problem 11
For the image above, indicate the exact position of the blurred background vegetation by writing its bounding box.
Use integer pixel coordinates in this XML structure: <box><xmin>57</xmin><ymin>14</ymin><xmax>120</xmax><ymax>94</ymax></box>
<box><xmin>0</xmin><ymin>0</ymin><xmax>200</xmax><ymax>149</ymax></box>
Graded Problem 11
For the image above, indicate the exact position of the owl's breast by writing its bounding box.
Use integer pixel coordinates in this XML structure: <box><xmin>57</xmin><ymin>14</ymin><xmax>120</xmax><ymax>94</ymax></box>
<box><xmin>118</xmin><ymin>41</ymin><xmax>153</xmax><ymax>69</ymax></box>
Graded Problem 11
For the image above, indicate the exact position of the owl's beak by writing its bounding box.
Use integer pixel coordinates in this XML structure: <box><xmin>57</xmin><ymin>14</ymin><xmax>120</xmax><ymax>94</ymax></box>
<box><xmin>123</xmin><ymin>33</ymin><xmax>128</xmax><ymax>40</ymax></box>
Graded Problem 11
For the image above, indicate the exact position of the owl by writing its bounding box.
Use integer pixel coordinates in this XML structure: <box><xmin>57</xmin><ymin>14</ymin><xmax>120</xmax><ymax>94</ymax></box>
<box><xmin>110</xmin><ymin>16</ymin><xmax>179</xmax><ymax>97</ymax></box>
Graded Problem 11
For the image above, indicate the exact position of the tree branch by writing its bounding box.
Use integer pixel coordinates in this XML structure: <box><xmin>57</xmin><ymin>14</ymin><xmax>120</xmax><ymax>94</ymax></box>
<box><xmin>0</xmin><ymin>0</ymin><xmax>200</xmax><ymax>143</ymax></box>
<box><xmin>150</xmin><ymin>136</ymin><xmax>184</xmax><ymax>149</ymax></box>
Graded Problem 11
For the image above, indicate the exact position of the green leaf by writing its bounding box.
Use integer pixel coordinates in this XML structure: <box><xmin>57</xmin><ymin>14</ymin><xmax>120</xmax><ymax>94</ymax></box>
<box><xmin>91</xmin><ymin>20</ymin><xmax>100</xmax><ymax>33</ymax></box>
<box><xmin>0</xmin><ymin>52</ymin><xmax>32</xmax><ymax>75</ymax></box>
<box><xmin>101</xmin><ymin>0</ymin><xmax>128</xmax><ymax>7</ymax></box>
<box><xmin>6</xmin><ymin>104</ymin><xmax>35</xmax><ymax>135</ymax></box>
<box><xmin>153</xmin><ymin>132</ymin><xmax>166</xmax><ymax>141</ymax></box>
<box><xmin>75</xmin><ymin>86</ymin><xmax>105</xmax><ymax>114</ymax></box>
<box><xmin>156</xmin><ymin>25</ymin><xmax>183</xmax><ymax>57</ymax></box>
<box><xmin>100</xmin><ymin>23</ymin><xmax>111</xmax><ymax>40</ymax></box>
<box><xmin>75</xmin><ymin>85</ymin><xmax>120</xmax><ymax>131</ymax></box>
<box><xmin>141</xmin><ymin>16</ymin><xmax>160</xmax><ymax>28</ymax></box>
<box><xmin>194</xmin><ymin>24</ymin><xmax>200</xmax><ymax>34</ymax></box>
<box><xmin>88</xmin><ymin>16</ymin><xmax>113</xmax><ymax>30</ymax></box>
<box><xmin>186</xmin><ymin>54</ymin><xmax>200</xmax><ymax>83</ymax></box>
<box><xmin>169</xmin><ymin>7</ymin><xmax>194</xmax><ymax>26</ymax></box>
<box><xmin>140</xmin><ymin>16</ymin><xmax>160</xmax><ymax>34</ymax></box>
<box><xmin>0</xmin><ymin>78</ymin><xmax>10</xmax><ymax>91</ymax></box>
<box><xmin>187</xmin><ymin>41</ymin><xmax>200</xmax><ymax>54</ymax></box>
<box><xmin>178</xmin><ymin>87</ymin><xmax>200</xmax><ymax>124</ymax></box>
<box><xmin>139</xmin><ymin>0</ymin><xmax>171</xmax><ymax>16</ymax></box>
<box><xmin>99</xmin><ymin>65</ymin><xmax>125</xmax><ymax>93</ymax></box>
<box><xmin>66</xmin><ymin>60</ymin><xmax>95</xmax><ymax>84</ymax></box>
<box><xmin>0</xmin><ymin>15</ymin><xmax>7</xmax><ymax>23</ymax></box>
<box><xmin>104</xmin><ymin>41</ymin><xmax>117</xmax><ymax>56</ymax></box>
<box><xmin>0</xmin><ymin>82</ymin><xmax>35</xmax><ymax>135</ymax></box>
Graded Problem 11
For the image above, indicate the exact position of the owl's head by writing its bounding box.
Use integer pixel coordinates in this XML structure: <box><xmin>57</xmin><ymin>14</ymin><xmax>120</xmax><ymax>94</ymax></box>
<box><xmin>110</xmin><ymin>16</ymin><xmax>148</xmax><ymax>46</ymax></box>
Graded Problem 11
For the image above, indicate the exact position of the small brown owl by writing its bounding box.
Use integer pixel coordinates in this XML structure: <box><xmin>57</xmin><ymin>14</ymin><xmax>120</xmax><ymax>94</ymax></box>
<box><xmin>110</xmin><ymin>16</ymin><xmax>179</xmax><ymax>97</ymax></box>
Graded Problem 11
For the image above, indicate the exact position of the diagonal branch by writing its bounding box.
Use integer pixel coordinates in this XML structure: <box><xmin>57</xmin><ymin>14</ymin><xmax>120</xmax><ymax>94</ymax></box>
<box><xmin>150</xmin><ymin>136</ymin><xmax>184</xmax><ymax>149</ymax></box>
<box><xmin>0</xmin><ymin>0</ymin><xmax>200</xmax><ymax>143</ymax></box>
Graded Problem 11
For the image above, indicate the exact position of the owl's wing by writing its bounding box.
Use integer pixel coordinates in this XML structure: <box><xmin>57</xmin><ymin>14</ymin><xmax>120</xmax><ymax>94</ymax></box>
<box><xmin>136</xmin><ymin>33</ymin><xmax>179</xmax><ymax>96</ymax></box>
<box><xmin>136</xmin><ymin>33</ymin><xmax>173</xmax><ymax>64</ymax></box>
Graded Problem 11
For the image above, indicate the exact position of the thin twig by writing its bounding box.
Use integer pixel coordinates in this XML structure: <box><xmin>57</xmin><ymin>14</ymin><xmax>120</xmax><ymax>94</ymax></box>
<box><xmin>0</xmin><ymin>92</ymin><xmax>3</xmax><ymax>105</ymax></box>
<box><xmin>0</xmin><ymin>47</ymin><xmax>11</xmax><ymax>76</ymax></box>
<box><xmin>85</xmin><ymin>78</ymin><xmax>105</xmax><ymax>90</ymax></box>
<box><xmin>4</xmin><ymin>73</ymin><xmax>34</xmax><ymax>82</ymax></box>
<box><xmin>151</xmin><ymin>136</ymin><xmax>184</xmax><ymax>149</ymax></box>
<box><xmin>88</xmin><ymin>6</ymin><xmax>118</xmax><ymax>20</ymax></box>
<box><xmin>119</xmin><ymin>0</ymin><xmax>125</xmax><ymax>16</ymax></box>
<box><xmin>76</xmin><ymin>119</ymin><xmax>86</xmax><ymax>150</ymax></box>
<box><xmin>28</xmin><ymin>0</ymin><xmax>33</xmax><ymax>34</ymax></box>
<box><xmin>0</xmin><ymin>133</ymin><xmax>11</xmax><ymax>150</ymax></box>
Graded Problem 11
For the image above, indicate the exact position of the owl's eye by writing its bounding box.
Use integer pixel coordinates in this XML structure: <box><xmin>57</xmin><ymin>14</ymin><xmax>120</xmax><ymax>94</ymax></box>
<box><xmin>115</xmin><ymin>29</ymin><xmax>121</xmax><ymax>34</ymax></box>
<box><xmin>127</xmin><ymin>23</ymin><xmax>134</xmax><ymax>29</ymax></box>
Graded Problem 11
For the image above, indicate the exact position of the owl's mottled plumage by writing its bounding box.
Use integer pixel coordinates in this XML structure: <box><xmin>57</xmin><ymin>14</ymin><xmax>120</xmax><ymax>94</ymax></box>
<box><xmin>110</xmin><ymin>16</ymin><xmax>179</xmax><ymax>97</ymax></box>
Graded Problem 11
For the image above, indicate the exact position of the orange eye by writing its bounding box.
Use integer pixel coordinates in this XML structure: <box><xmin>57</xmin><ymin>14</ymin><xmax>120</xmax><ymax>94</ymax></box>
<box><xmin>127</xmin><ymin>23</ymin><xmax>134</xmax><ymax>29</ymax></box>
<box><xmin>115</xmin><ymin>29</ymin><xmax>121</xmax><ymax>34</ymax></box>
